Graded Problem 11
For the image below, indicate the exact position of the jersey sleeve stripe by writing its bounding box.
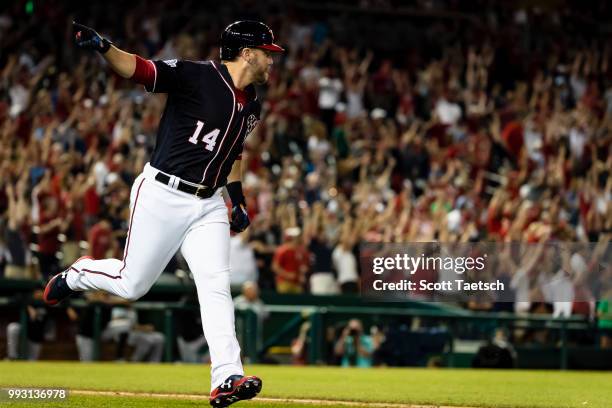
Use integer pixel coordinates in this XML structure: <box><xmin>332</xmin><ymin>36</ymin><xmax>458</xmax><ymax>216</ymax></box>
<box><xmin>151</xmin><ymin>60</ymin><xmax>157</xmax><ymax>92</ymax></box>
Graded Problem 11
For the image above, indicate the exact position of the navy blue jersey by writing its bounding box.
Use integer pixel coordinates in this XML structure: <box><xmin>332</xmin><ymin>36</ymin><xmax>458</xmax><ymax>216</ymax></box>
<box><xmin>147</xmin><ymin>59</ymin><xmax>261</xmax><ymax>187</ymax></box>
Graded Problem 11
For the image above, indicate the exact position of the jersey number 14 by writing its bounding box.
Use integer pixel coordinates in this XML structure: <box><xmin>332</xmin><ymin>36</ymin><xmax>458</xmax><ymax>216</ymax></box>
<box><xmin>188</xmin><ymin>120</ymin><xmax>220</xmax><ymax>152</ymax></box>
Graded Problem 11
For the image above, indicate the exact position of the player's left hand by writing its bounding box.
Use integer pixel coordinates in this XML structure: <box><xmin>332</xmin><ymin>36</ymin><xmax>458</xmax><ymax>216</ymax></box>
<box><xmin>73</xmin><ymin>21</ymin><xmax>112</xmax><ymax>53</ymax></box>
<box><xmin>230</xmin><ymin>204</ymin><xmax>250</xmax><ymax>233</ymax></box>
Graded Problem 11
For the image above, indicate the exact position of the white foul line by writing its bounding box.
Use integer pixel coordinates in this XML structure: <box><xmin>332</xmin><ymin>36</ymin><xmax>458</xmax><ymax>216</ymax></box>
<box><xmin>71</xmin><ymin>389</ymin><xmax>475</xmax><ymax>408</ymax></box>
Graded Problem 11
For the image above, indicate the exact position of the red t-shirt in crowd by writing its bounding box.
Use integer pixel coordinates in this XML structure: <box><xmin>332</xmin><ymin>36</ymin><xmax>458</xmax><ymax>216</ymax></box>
<box><xmin>37</xmin><ymin>215</ymin><xmax>60</xmax><ymax>255</ymax></box>
<box><xmin>501</xmin><ymin>121</ymin><xmax>524</xmax><ymax>159</ymax></box>
<box><xmin>273</xmin><ymin>244</ymin><xmax>309</xmax><ymax>285</ymax></box>
<box><xmin>487</xmin><ymin>200</ymin><xmax>504</xmax><ymax>237</ymax></box>
<box><xmin>83</xmin><ymin>186</ymin><xmax>100</xmax><ymax>217</ymax></box>
<box><xmin>89</xmin><ymin>223</ymin><xmax>113</xmax><ymax>260</ymax></box>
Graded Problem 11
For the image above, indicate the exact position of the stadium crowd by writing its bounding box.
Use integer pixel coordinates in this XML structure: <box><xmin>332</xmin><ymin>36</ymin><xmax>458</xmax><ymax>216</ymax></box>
<box><xmin>0</xmin><ymin>0</ymin><xmax>611</xmax><ymax>331</ymax></box>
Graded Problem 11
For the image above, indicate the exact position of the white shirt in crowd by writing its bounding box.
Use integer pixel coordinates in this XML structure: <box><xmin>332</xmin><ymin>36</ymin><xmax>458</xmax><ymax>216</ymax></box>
<box><xmin>524</xmin><ymin>124</ymin><xmax>544</xmax><ymax>167</ymax></box>
<box><xmin>434</xmin><ymin>98</ymin><xmax>462</xmax><ymax>125</ymax></box>
<box><xmin>332</xmin><ymin>246</ymin><xmax>359</xmax><ymax>285</ymax></box>
<box><xmin>346</xmin><ymin>88</ymin><xmax>365</xmax><ymax>118</ymax></box>
<box><xmin>541</xmin><ymin>269</ymin><xmax>575</xmax><ymax>318</ymax></box>
<box><xmin>510</xmin><ymin>267</ymin><xmax>549</xmax><ymax>314</ymax></box>
<box><xmin>9</xmin><ymin>84</ymin><xmax>29</xmax><ymax>118</ymax></box>
<box><xmin>229</xmin><ymin>236</ymin><xmax>258</xmax><ymax>287</ymax></box>
<box><xmin>318</xmin><ymin>77</ymin><xmax>343</xmax><ymax>110</ymax></box>
<box><xmin>569</xmin><ymin>127</ymin><xmax>587</xmax><ymax>160</ymax></box>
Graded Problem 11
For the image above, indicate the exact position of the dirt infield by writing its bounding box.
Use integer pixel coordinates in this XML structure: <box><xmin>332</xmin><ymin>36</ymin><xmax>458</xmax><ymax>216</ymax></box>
<box><xmin>73</xmin><ymin>389</ymin><xmax>475</xmax><ymax>408</ymax></box>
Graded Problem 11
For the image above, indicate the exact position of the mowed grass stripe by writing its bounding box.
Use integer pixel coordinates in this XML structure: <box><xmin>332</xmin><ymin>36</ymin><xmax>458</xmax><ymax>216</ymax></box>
<box><xmin>0</xmin><ymin>362</ymin><xmax>610</xmax><ymax>408</ymax></box>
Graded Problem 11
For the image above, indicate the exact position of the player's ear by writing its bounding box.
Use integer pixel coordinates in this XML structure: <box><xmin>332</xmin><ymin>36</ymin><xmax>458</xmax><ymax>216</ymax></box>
<box><xmin>239</xmin><ymin>47</ymin><xmax>249</xmax><ymax>60</ymax></box>
<box><xmin>241</xmin><ymin>48</ymin><xmax>255</xmax><ymax>65</ymax></box>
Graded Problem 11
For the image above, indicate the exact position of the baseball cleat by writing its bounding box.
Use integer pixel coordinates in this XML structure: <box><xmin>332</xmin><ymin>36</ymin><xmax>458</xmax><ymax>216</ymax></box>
<box><xmin>209</xmin><ymin>375</ymin><xmax>262</xmax><ymax>407</ymax></box>
<box><xmin>43</xmin><ymin>256</ymin><xmax>92</xmax><ymax>305</ymax></box>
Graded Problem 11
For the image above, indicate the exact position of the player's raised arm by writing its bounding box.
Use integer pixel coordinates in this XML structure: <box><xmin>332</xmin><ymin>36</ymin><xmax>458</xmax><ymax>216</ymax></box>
<box><xmin>73</xmin><ymin>22</ymin><xmax>135</xmax><ymax>78</ymax></box>
<box><xmin>72</xmin><ymin>21</ymin><xmax>161</xmax><ymax>91</ymax></box>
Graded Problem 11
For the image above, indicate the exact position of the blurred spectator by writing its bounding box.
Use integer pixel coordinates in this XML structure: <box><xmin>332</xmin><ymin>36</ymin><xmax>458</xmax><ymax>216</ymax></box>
<box><xmin>472</xmin><ymin>328</ymin><xmax>516</xmax><ymax>369</ymax></box>
<box><xmin>110</xmin><ymin>306</ymin><xmax>165</xmax><ymax>362</ymax></box>
<box><xmin>234</xmin><ymin>281</ymin><xmax>268</xmax><ymax>322</ymax></box>
<box><xmin>318</xmin><ymin>67</ymin><xmax>343</xmax><ymax>133</ymax></box>
<box><xmin>272</xmin><ymin>228</ymin><xmax>309</xmax><ymax>294</ymax></box>
<box><xmin>509</xmin><ymin>239</ymin><xmax>550</xmax><ymax>314</ymax></box>
<box><xmin>229</xmin><ymin>230</ymin><xmax>258</xmax><ymax>291</ymax></box>
<box><xmin>597</xmin><ymin>273</ymin><xmax>612</xmax><ymax>348</ymax></box>
<box><xmin>34</xmin><ymin>193</ymin><xmax>72</xmax><ymax>280</ymax></box>
<box><xmin>234</xmin><ymin>281</ymin><xmax>269</xmax><ymax>353</ymax></box>
<box><xmin>76</xmin><ymin>295</ymin><xmax>164</xmax><ymax>362</ymax></box>
<box><xmin>541</xmin><ymin>248</ymin><xmax>578</xmax><ymax>318</ymax></box>
<box><xmin>334</xmin><ymin>319</ymin><xmax>374</xmax><ymax>367</ymax></box>
<box><xmin>290</xmin><ymin>321</ymin><xmax>311</xmax><ymax>365</ymax></box>
<box><xmin>3</xmin><ymin>177</ymin><xmax>31</xmax><ymax>279</ymax></box>
<box><xmin>75</xmin><ymin>291</ymin><xmax>129</xmax><ymax>362</ymax></box>
<box><xmin>332</xmin><ymin>219</ymin><xmax>359</xmax><ymax>294</ymax></box>
<box><xmin>88</xmin><ymin>219</ymin><xmax>117</xmax><ymax>260</ymax></box>
<box><xmin>176</xmin><ymin>294</ymin><xmax>207</xmax><ymax>364</ymax></box>
<box><xmin>6</xmin><ymin>288</ymin><xmax>48</xmax><ymax>360</ymax></box>
<box><xmin>249</xmin><ymin>215</ymin><xmax>280</xmax><ymax>291</ymax></box>
<box><xmin>304</xmin><ymin>203</ymin><xmax>338</xmax><ymax>295</ymax></box>
<box><xmin>434</xmin><ymin>89</ymin><xmax>462</xmax><ymax>126</ymax></box>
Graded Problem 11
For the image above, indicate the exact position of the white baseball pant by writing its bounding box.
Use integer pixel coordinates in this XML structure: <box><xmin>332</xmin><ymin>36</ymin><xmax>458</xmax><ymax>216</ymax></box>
<box><xmin>66</xmin><ymin>163</ymin><xmax>243</xmax><ymax>389</ymax></box>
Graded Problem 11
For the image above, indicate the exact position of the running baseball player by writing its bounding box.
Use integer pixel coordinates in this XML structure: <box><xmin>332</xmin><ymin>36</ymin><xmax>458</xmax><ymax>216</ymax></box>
<box><xmin>43</xmin><ymin>20</ymin><xmax>284</xmax><ymax>407</ymax></box>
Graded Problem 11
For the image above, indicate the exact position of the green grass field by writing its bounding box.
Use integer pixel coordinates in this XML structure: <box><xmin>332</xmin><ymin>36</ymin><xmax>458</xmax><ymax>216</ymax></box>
<box><xmin>0</xmin><ymin>362</ymin><xmax>610</xmax><ymax>408</ymax></box>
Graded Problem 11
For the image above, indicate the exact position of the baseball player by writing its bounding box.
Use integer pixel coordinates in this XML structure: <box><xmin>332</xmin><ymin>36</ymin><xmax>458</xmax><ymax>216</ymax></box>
<box><xmin>43</xmin><ymin>20</ymin><xmax>284</xmax><ymax>407</ymax></box>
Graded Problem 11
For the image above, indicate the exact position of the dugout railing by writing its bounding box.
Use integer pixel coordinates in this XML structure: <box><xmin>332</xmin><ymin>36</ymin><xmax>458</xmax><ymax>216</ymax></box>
<box><xmin>254</xmin><ymin>305</ymin><xmax>595</xmax><ymax>369</ymax></box>
<box><xmin>0</xmin><ymin>295</ymin><xmax>596</xmax><ymax>369</ymax></box>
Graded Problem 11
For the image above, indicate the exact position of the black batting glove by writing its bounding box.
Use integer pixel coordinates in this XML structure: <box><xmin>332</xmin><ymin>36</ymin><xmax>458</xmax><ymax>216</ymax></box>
<box><xmin>73</xmin><ymin>21</ymin><xmax>112</xmax><ymax>54</ymax></box>
<box><xmin>230</xmin><ymin>204</ymin><xmax>250</xmax><ymax>233</ymax></box>
<box><xmin>226</xmin><ymin>181</ymin><xmax>250</xmax><ymax>233</ymax></box>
